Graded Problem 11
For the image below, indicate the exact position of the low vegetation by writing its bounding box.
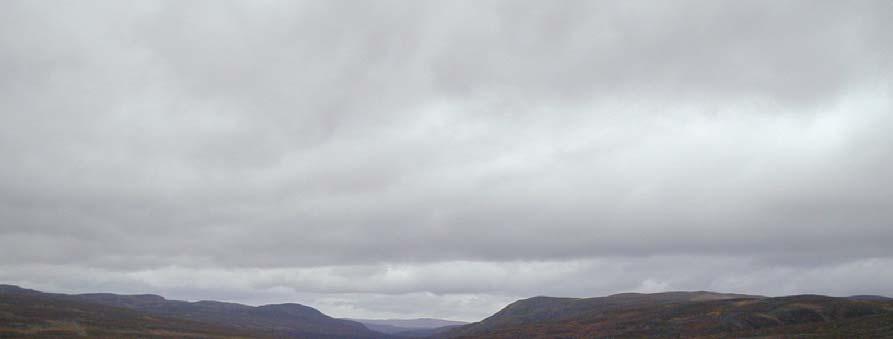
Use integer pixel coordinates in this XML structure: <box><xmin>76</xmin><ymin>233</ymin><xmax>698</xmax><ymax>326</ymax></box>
<box><xmin>3</xmin><ymin>285</ymin><xmax>892</xmax><ymax>338</ymax></box>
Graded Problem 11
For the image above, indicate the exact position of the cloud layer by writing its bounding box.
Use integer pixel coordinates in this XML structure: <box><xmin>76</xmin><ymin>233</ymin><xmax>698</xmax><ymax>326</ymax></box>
<box><xmin>1</xmin><ymin>0</ymin><xmax>892</xmax><ymax>320</ymax></box>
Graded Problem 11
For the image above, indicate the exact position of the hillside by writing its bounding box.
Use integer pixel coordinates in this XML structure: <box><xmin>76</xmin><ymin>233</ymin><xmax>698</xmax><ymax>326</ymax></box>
<box><xmin>0</xmin><ymin>285</ymin><xmax>265</xmax><ymax>338</ymax></box>
<box><xmin>5</xmin><ymin>284</ymin><xmax>893</xmax><ymax>338</ymax></box>
<box><xmin>443</xmin><ymin>291</ymin><xmax>893</xmax><ymax>338</ymax></box>
<box><xmin>0</xmin><ymin>284</ymin><xmax>383</xmax><ymax>338</ymax></box>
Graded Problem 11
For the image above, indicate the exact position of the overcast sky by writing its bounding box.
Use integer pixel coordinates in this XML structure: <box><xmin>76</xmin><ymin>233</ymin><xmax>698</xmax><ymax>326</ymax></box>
<box><xmin>1</xmin><ymin>0</ymin><xmax>892</xmax><ymax>321</ymax></box>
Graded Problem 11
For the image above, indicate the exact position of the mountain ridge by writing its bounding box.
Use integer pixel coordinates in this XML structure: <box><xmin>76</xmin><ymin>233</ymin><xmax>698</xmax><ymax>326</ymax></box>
<box><xmin>4</xmin><ymin>284</ymin><xmax>893</xmax><ymax>338</ymax></box>
<box><xmin>0</xmin><ymin>284</ymin><xmax>384</xmax><ymax>338</ymax></box>
<box><xmin>442</xmin><ymin>291</ymin><xmax>893</xmax><ymax>338</ymax></box>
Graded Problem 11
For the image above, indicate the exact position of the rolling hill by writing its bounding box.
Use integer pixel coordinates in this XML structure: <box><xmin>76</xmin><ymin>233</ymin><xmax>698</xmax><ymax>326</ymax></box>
<box><xmin>0</xmin><ymin>284</ymin><xmax>382</xmax><ymax>338</ymax></box>
<box><xmin>0</xmin><ymin>284</ymin><xmax>265</xmax><ymax>338</ymax></box>
<box><xmin>5</xmin><ymin>284</ymin><xmax>893</xmax><ymax>338</ymax></box>
<box><xmin>442</xmin><ymin>291</ymin><xmax>893</xmax><ymax>338</ymax></box>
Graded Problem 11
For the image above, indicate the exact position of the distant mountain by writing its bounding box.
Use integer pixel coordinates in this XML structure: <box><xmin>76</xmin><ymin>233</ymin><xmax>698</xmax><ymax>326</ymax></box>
<box><xmin>848</xmin><ymin>294</ymin><xmax>893</xmax><ymax>301</ymax></box>
<box><xmin>390</xmin><ymin>324</ymin><xmax>464</xmax><ymax>338</ymax></box>
<box><xmin>348</xmin><ymin>318</ymin><xmax>468</xmax><ymax>336</ymax></box>
<box><xmin>442</xmin><ymin>291</ymin><xmax>893</xmax><ymax>338</ymax></box>
<box><xmin>350</xmin><ymin>318</ymin><xmax>468</xmax><ymax>329</ymax></box>
<box><xmin>0</xmin><ymin>284</ymin><xmax>383</xmax><ymax>338</ymax></box>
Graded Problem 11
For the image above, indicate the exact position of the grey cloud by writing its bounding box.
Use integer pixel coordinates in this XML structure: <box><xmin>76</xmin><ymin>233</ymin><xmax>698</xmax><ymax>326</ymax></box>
<box><xmin>1</xmin><ymin>0</ymin><xmax>892</xmax><ymax>320</ymax></box>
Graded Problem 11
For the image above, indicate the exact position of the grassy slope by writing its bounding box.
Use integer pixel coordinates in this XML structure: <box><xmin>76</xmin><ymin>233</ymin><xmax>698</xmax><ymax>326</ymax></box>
<box><xmin>0</xmin><ymin>285</ymin><xmax>384</xmax><ymax>338</ymax></box>
<box><xmin>0</xmin><ymin>288</ymin><xmax>267</xmax><ymax>338</ymax></box>
<box><xmin>445</xmin><ymin>293</ymin><xmax>893</xmax><ymax>338</ymax></box>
